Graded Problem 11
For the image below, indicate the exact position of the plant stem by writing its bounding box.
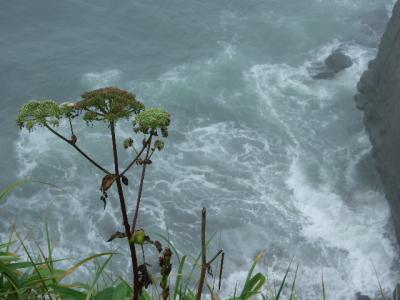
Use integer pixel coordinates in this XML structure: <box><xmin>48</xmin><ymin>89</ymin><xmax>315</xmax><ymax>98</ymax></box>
<box><xmin>44</xmin><ymin>124</ymin><xmax>111</xmax><ymax>175</ymax></box>
<box><xmin>68</xmin><ymin>117</ymin><xmax>74</xmax><ymax>136</ymax></box>
<box><xmin>218</xmin><ymin>252</ymin><xmax>224</xmax><ymax>291</ymax></box>
<box><xmin>110</xmin><ymin>122</ymin><xmax>140</xmax><ymax>300</ymax></box>
<box><xmin>131</xmin><ymin>134</ymin><xmax>152</xmax><ymax>233</ymax></box>
<box><xmin>208</xmin><ymin>249</ymin><xmax>223</xmax><ymax>266</ymax></box>
<box><xmin>196</xmin><ymin>208</ymin><xmax>207</xmax><ymax>300</ymax></box>
<box><xmin>120</xmin><ymin>136</ymin><xmax>151</xmax><ymax>177</ymax></box>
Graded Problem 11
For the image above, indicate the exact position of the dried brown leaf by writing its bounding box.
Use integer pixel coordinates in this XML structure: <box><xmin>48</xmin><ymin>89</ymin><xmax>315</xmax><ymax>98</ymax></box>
<box><xmin>100</xmin><ymin>174</ymin><xmax>116</xmax><ymax>192</ymax></box>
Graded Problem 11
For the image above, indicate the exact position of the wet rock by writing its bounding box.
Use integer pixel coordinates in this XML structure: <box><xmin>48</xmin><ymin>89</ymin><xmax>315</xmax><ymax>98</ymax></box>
<box><xmin>357</xmin><ymin>70</ymin><xmax>377</xmax><ymax>94</ymax></box>
<box><xmin>324</xmin><ymin>50</ymin><xmax>353</xmax><ymax>73</ymax></box>
<box><xmin>368</xmin><ymin>59</ymin><xmax>375</xmax><ymax>70</ymax></box>
<box><xmin>354</xmin><ymin>0</ymin><xmax>400</xmax><ymax>245</ymax></box>
<box><xmin>309</xmin><ymin>49</ymin><xmax>353</xmax><ymax>80</ymax></box>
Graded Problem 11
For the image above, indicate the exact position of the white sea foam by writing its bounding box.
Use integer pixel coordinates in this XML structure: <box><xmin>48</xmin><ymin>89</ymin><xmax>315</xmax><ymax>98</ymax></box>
<box><xmin>244</xmin><ymin>39</ymin><xmax>399</xmax><ymax>298</ymax></box>
<box><xmin>81</xmin><ymin>69</ymin><xmax>122</xmax><ymax>89</ymax></box>
<box><xmin>287</xmin><ymin>155</ymin><xmax>397</xmax><ymax>298</ymax></box>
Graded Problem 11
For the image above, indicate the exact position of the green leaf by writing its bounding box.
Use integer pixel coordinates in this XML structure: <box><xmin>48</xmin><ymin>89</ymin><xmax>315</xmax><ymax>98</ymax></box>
<box><xmin>0</xmin><ymin>261</ymin><xmax>19</xmax><ymax>287</ymax></box>
<box><xmin>240</xmin><ymin>273</ymin><xmax>266</xmax><ymax>299</ymax></box>
<box><xmin>112</xmin><ymin>282</ymin><xmax>131</xmax><ymax>300</ymax></box>
<box><xmin>139</xmin><ymin>290</ymin><xmax>152</xmax><ymax>300</ymax></box>
<box><xmin>0</xmin><ymin>254</ymin><xmax>19</xmax><ymax>262</ymax></box>
<box><xmin>237</xmin><ymin>253</ymin><xmax>268</xmax><ymax>300</ymax></box>
<box><xmin>52</xmin><ymin>286</ymin><xmax>86</xmax><ymax>300</ymax></box>
<box><xmin>94</xmin><ymin>287</ymin><xmax>115</xmax><ymax>300</ymax></box>
<box><xmin>241</xmin><ymin>251</ymin><xmax>266</xmax><ymax>295</ymax></box>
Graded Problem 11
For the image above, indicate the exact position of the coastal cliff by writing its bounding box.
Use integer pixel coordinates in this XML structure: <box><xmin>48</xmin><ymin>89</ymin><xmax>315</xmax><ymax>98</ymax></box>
<box><xmin>355</xmin><ymin>1</ymin><xmax>400</xmax><ymax>242</ymax></box>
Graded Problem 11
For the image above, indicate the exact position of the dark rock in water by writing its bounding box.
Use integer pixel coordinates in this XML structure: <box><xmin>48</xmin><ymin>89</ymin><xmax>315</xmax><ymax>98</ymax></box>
<box><xmin>324</xmin><ymin>50</ymin><xmax>353</xmax><ymax>73</ymax></box>
<box><xmin>309</xmin><ymin>49</ymin><xmax>352</xmax><ymax>80</ymax></box>
<box><xmin>355</xmin><ymin>292</ymin><xmax>371</xmax><ymax>300</ymax></box>
<box><xmin>354</xmin><ymin>0</ymin><xmax>400</xmax><ymax>245</ymax></box>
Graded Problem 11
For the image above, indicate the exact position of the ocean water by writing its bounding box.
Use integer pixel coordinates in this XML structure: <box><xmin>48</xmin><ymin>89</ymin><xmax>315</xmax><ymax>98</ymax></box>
<box><xmin>0</xmin><ymin>0</ymin><xmax>399</xmax><ymax>299</ymax></box>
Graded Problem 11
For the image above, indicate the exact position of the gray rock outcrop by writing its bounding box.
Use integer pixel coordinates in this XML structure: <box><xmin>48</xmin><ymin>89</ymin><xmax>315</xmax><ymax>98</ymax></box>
<box><xmin>355</xmin><ymin>0</ymin><xmax>400</xmax><ymax>243</ymax></box>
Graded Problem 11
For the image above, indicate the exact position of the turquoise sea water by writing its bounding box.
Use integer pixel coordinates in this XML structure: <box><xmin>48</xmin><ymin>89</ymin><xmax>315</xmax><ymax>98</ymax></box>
<box><xmin>0</xmin><ymin>1</ymin><xmax>398</xmax><ymax>299</ymax></box>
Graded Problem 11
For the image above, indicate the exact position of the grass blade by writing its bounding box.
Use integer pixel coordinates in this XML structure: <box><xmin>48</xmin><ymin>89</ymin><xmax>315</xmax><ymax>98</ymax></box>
<box><xmin>290</xmin><ymin>264</ymin><xmax>299</xmax><ymax>300</ymax></box>
<box><xmin>85</xmin><ymin>253</ymin><xmax>115</xmax><ymax>300</ymax></box>
<box><xmin>275</xmin><ymin>259</ymin><xmax>293</xmax><ymax>300</ymax></box>
<box><xmin>371</xmin><ymin>262</ymin><xmax>386</xmax><ymax>300</ymax></box>
<box><xmin>322</xmin><ymin>271</ymin><xmax>326</xmax><ymax>300</ymax></box>
<box><xmin>173</xmin><ymin>255</ymin><xmax>186</xmax><ymax>300</ymax></box>
<box><xmin>16</xmin><ymin>232</ymin><xmax>53</xmax><ymax>300</ymax></box>
<box><xmin>58</xmin><ymin>252</ymin><xmax>115</xmax><ymax>281</ymax></box>
<box><xmin>0</xmin><ymin>179</ymin><xmax>61</xmax><ymax>204</ymax></box>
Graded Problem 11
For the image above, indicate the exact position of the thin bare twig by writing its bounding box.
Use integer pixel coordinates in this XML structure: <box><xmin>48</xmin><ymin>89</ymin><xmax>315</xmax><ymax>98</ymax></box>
<box><xmin>196</xmin><ymin>207</ymin><xmax>207</xmax><ymax>300</ymax></box>
<box><xmin>195</xmin><ymin>209</ymin><xmax>224</xmax><ymax>298</ymax></box>
<box><xmin>44</xmin><ymin>124</ymin><xmax>111</xmax><ymax>175</ymax></box>
<box><xmin>68</xmin><ymin>117</ymin><xmax>75</xmax><ymax>136</ymax></box>
<box><xmin>120</xmin><ymin>135</ymin><xmax>152</xmax><ymax>176</ymax></box>
<box><xmin>208</xmin><ymin>249</ymin><xmax>223</xmax><ymax>266</ymax></box>
<box><xmin>219</xmin><ymin>252</ymin><xmax>224</xmax><ymax>290</ymax></box>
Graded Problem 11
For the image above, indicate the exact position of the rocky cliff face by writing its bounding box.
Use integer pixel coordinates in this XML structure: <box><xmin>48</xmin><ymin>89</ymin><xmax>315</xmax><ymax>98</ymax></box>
<box><xmin>355</xmin><ymin>1</ymin><xmax>400</xmax><ymax>242</ymax></box>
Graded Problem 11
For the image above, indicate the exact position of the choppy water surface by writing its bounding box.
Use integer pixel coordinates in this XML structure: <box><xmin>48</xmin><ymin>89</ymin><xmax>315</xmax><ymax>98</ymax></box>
<box><xmin>0</xmin><ymin>1</ymin><xmax>399</xmax><ymax>299</ymax></box>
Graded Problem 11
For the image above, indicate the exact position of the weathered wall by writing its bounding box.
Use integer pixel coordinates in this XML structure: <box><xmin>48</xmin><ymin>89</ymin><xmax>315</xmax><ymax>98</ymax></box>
<box><xmin>355</xmin><ymin>0</ymin><xmax>400</xmax><ymax>242</ymax></box>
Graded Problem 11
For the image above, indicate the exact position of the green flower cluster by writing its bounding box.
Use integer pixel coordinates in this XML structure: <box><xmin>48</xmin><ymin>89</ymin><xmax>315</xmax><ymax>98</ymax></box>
<box><xmin>154</xmin><ymin>140</ymin><xmax>165</xmax><ymax>151</ymax></box>
<box><xmin>16</xmin><ymin>88</ymin><xmax>171</xmax><ymax>139</ymax></box>
<box><xmin>77</xmin><ymin>87</ymin><xmax>144</xmax><ymax>123</ymax></box>
<box><xmin>16</xmin><ymin>100</ymin><xmax>70</xmax><ymax>131</ymax></box>
<box><xmin>133</xmin><ymin>108</ymin><xmax>170</xmax><ymax>135</ymax></box>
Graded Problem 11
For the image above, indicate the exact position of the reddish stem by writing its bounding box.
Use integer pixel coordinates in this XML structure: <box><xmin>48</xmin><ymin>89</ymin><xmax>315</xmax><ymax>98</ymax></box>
<box><xmin>110</xmin><ymin>122</ymin><xmax>140</xmax><ymax>300</ymax></box>
<box><xmin>131</xmin><ymin>134</ymin><xmax>152</xmax><ymax>233</ymax></box>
